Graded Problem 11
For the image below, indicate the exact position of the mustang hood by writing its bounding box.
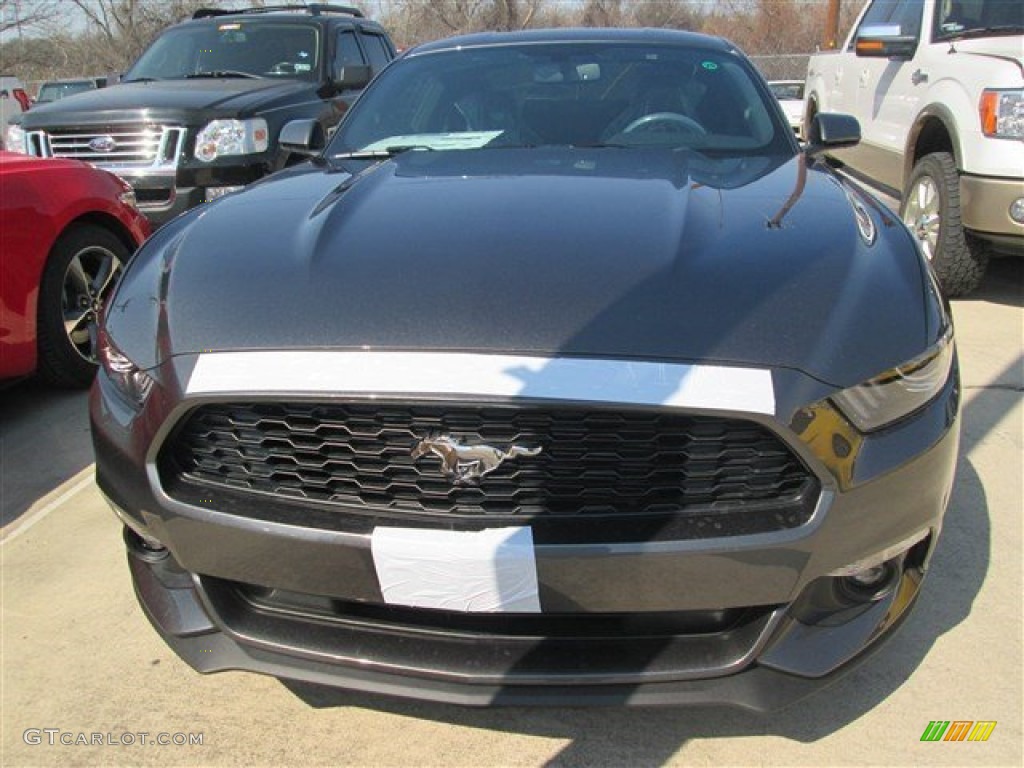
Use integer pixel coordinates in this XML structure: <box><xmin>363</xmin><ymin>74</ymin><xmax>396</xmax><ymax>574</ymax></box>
<box><xmin>110</xmin><ymin>148</ymin><xmax>932</xmax><ymax>389</ymax></box>
<box><xmin>21</xmin><ymin>79</ymin><xmax>310</xmax><ymax>127</ymax></box>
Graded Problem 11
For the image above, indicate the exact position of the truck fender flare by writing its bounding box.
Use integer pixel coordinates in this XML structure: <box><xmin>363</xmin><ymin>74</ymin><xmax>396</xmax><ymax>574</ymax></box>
<box><xmin>904</xmin><ymin>104</ymin><xmax>962</xmax><ymax>182</ymax></box>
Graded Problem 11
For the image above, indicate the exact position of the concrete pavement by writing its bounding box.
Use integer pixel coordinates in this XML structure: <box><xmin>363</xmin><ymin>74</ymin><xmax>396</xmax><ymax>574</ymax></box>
<box><xmin>1</xmin><ymin>259</ymin><xmax>1021</xmax><ymax>767</ymax></box>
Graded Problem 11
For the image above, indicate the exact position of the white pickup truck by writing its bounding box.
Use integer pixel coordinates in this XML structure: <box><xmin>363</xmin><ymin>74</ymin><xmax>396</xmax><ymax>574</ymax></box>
<box><xmin>805</xmin><ymin>0</ymin><xmax>1023</xmax><ymax>295</ymax></box>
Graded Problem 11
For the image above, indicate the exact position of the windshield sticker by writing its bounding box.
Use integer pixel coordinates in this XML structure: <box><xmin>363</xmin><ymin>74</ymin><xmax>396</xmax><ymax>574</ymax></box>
<box><xmin>701</xmin><ymin>61</ymin><xmax>719</xmax><ymax>71</ymax></box>
<box><xmin>217</xmin><ymin>23</ymin><xmax>241</xmax><ymax>31</ymax></box>
<box><xmin>362</xmin><ymin>131</ymin><xmax>504</xmax><ymax>151</ymax></box>
<box><xmin>295</xmin><ymin>63</ymin><xmax>311</xmax><ymax>72</ymax></box>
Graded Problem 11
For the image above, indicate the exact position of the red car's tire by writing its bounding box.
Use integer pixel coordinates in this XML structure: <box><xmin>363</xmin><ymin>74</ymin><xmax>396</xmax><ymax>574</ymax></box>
<box><xmin>36</xmin><ymin>223</ymin><xmax>128</xmax><ymax>388</ymax></box>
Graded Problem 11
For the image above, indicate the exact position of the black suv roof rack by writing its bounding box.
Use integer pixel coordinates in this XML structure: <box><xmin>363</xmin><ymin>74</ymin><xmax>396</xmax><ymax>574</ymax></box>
<box><xmin>193</xmin><ymin>4</ymin><xmax>364</xmax><ymax>20</ymax></box>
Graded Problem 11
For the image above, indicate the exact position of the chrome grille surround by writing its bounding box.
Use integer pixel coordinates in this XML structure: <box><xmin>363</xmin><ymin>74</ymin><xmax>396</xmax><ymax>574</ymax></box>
<box><xmin>27</xmin><ymin>124</ymin><xmax>186</xmax><ymax>175</ymax></box>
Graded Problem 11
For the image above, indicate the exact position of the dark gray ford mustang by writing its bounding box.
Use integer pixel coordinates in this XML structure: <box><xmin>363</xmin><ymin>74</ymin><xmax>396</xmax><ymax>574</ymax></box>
<box><xmin>91</xmin><ymin>29</ymin><xmax>960</xmax><ymax>710</ymax></box>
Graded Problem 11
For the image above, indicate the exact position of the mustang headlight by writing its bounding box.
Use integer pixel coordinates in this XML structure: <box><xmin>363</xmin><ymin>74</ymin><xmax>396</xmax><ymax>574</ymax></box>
<box><xmin>4</xmin><ymin>122</ymin><xmax>26</xmax><ymax>153</ymax></box>
<box><xmin>980</xmin><ymin>89</ymin><xmax>1024</xmax><ymax>139</ymax></box>
<box><xmin>98</xmin><ymin>330</ymin><xmax>154</xmax><ymax>406</ymax></box>
<box><xmin>194</xmin><ymin>118</ymin><xmax>268</xmax><ymax>162</ymax></box>
<box><xmin>832</xmin><ymin>330</ymin><xmax>955</xmax><ymax>433</ymax></box>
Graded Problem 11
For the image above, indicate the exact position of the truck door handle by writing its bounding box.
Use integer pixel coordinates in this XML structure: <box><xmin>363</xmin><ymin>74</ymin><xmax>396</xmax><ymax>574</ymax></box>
<box><xmin>912</xmin><ymin>69</ymin><xmax>929</xmax><ymax>85</ymax></box>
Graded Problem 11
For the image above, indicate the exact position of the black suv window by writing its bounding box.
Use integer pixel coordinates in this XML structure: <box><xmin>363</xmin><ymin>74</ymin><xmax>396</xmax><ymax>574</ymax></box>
<box><xmin>362</xmin><ymin>32</ymin><xmax>391</xmax><ymax>74</ymax></box>
<box><xmin>125</xmin><ymin>21</ymin><xmax>321</xmax><ymax>81</ymax></box>
<box><xmin>335</xmin><ymin>30</ymin><xmax>366</xmax><ymax>75</ymax></box>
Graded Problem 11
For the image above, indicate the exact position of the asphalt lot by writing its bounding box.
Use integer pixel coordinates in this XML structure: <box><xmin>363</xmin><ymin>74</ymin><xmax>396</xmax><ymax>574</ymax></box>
<box><xmin>1</xmin><ymin>250</ymin><xmax>1021</xmax><ymax>766</ymax></box>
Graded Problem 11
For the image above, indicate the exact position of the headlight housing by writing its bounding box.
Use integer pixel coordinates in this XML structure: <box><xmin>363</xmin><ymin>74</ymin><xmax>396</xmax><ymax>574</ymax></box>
<box><xmin>98</xmin><ymin>330</ymin><xmax>154</xmax><ymax>407</ymax></box>
<box><xmin>114</xmin><ymin>177</ymin><xmax>138</xmax><ymax>210</ymax></box>
<box><xmin>832</xmin><ymin>329</ymin><xmax>955</xmax><ymax>433</ymax></box>
<box><xmin>194</xmin><ymin>118</ymin><xmax>269</xmax><ymax>162</ymax></box>
<box><xmin>979</xmin><ymin>89</ymin><xmax>1024</xmax><ymax>139</ymax></box>
<box><xmin>4</xmin><ymin>122</ymin><xmax>26</xmax><ymax>153</ymax></box>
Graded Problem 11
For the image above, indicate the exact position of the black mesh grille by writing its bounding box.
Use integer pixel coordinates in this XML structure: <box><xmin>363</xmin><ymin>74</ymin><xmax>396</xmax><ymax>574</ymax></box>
<box><xmin>161</xmin><ymin>402</ymin><xmax>813</xmax><ymax>519</ymax></box>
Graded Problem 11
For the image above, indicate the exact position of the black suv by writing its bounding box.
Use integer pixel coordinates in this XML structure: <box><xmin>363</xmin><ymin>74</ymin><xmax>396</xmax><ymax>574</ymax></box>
<box><xmin>15</xmin><ymin>4</ymin><xmax>394</xmax><ymax>225</ymax></box>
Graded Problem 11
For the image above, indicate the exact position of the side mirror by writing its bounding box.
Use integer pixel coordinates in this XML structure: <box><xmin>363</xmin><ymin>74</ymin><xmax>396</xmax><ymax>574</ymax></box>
<box><xmin>854</xmin><ymin>25</ymin><xmax>918</xmax><ymax>59</ymax></box>
<box><xmin>805</xmin><ymin>113</ymin><xmax>860</xmax><ymax>157</ymax></box>
<box><xmin>333</xmin><ymin>64</ymin><xmax>372</xmax><ymax>92</ymax></box>
<box><xmin>279</xmin><ymin>119</ymin><xmax>325</xmax><ymax>156</ymax></box>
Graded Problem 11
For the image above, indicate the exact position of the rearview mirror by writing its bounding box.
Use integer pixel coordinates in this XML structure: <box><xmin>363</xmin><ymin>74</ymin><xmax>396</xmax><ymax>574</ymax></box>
<box><xmin>279</xmin><ymin>119</ymin><xmax>325</xmax><ymax>156</ymax></box>
<box><xmin>333</xmin><ymin>64</ymin><xmax>372</xmax><ymax>91</ymax></box>
<box><xmin>805</xmin><ymin>113</ymin><xmax>860</xmax><ymax>157</ymax></box>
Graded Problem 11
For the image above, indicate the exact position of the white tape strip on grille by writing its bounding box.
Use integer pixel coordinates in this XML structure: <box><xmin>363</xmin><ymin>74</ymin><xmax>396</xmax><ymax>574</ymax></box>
<box><xmin>186</xmin><ymin>351</ymin><xmax>775</xmax><ymax>415</ymax></box>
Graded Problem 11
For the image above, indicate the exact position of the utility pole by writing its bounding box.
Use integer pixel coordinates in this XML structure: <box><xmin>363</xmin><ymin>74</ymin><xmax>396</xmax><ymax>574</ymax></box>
<box><xmin>822</xmin><ymin>0</ymin><xmax>841</xmax><ymax>50</ymax></box>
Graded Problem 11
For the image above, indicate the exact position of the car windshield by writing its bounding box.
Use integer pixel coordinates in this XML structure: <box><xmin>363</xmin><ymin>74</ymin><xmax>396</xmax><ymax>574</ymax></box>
<box><xmin>933</xmin><ymin>0</ymin><xmax>1023</xmax><ymax>41</ymax></box>
<box><xmin>332</xmin><ymin>42</ymin><xmax>789</xmax><ymax>156</ymax></box>
<box><xmin>124</xmin><ymin>21</ymin><xmax>320</xmax><ymax>81</ymax></box>
<box><xmin>37</xmin><ymin>81</ymin><xmax>95</xmax><ymax>102</ymax></box>
<box><xmin>769</xmin><ymin>82</ymin><xmax>804</xmax><ymax>101</ymax></box>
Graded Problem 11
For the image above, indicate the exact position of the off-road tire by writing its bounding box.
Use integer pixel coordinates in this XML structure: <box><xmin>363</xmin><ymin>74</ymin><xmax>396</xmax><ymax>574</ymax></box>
<box><xmin>901</xmin><ymin>152</ymin><xmax>988</xmax><ymax>297</ymax></box>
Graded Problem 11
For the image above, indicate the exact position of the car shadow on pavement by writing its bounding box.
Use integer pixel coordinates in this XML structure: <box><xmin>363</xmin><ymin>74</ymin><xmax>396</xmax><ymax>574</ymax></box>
<box><xmin>961</xmin><ymin>257</ymin><xmax>1023</xmax><ymax>309</ymax></box>
<box><xmin>0</xmin><ymin>381</ymin><xmax>93</xmax><ymax>529</ymax></box>
<box><xmin>282</xmin><ymin>364</ymin><xmax>1006</xmax><ymax>764</ymax></box>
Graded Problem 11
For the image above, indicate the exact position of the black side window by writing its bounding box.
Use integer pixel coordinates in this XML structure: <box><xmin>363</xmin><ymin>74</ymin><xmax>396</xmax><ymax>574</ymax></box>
<box><xmin>361</xmin><ymin>33</ymin><xmax>392</xmax><ymax>74</ymax></box>
<box><xmin>851</xmin><ymin>0</ymin><xmax>924</xmax><ymax>48</ymax></box>
<box><xmin>334</xmin><ymin>29</ymin><xmax>366</xmax><ymax>77</ymax></box>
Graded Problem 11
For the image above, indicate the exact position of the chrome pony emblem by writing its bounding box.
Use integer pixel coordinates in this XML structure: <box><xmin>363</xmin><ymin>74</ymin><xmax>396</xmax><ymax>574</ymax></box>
<box><xmin>88</xmin><ymin>135</ymin><xmax>118</xmax><ymax>153</ymax></box>
<box><xmin>411</xmin><ymin>435</ymin><xmax>541</xmax><ymax>485</ymax></box>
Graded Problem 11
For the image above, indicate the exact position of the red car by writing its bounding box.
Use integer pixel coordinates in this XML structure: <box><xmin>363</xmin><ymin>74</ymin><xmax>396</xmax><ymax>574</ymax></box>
<box><xmin>1</xmin><ymin>152</ymin><xmax>150</xmax><ymax>386</ymax></box>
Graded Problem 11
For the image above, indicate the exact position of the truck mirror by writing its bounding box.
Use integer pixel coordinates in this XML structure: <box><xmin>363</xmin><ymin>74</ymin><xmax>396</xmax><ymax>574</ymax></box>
<box><xmin>855</xmin><ymin>26</ymin><xmax>918</xmax><ymax>59</ymax></box>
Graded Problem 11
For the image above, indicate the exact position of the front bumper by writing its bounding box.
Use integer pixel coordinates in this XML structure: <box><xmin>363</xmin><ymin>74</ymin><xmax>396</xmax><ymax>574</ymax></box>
<box><xmin>126</xmin><ymin>527</ymin><xmax>925</xmax><ymax>709</ymax></box>
<box><xmin>112</xmin><ymin>165</ymin><xmax>262</xmax><ymax>227</ymax></box>
<box><xmin>91</xmin><ymin>354</ymin><xmax>959</xmax><ymax>709</ymax></box>
<box><xmin>960</xmin><ymin>173</ymin><xmax>1024</xmax><ymax>252</ymax></box>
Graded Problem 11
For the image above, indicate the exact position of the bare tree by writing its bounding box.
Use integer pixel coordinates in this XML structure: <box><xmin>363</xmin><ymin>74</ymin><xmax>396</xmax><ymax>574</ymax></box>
<box><xmin>704</xmin><ymin>0</ymin><xmax>828</xmax><ymax>55</ymax></box>
<box><xmin>2</xmin><ymin>0</ymin><xmax>229</xmax><ymax>84</ymax></box>
<box><xmin>65</xmin><ymin>1</ymin><xmax>220</xmax><ymax>70</ymax></box>
<box><xmin>628</xmin><ymin>0</ymin><xmax>705</xmax><ymax>30</ymax></box>
<box><xmin>382</xmin><ymin>0</ymin><xmax>546</xmax><ymax>45</ymax></box>
<box><xmin>3</xmin><ymin>0</ymin><xmax>850</xmax><ymax>88</ymax></box>
<box><xmin>0</xmin><ymin>0</ymin><xmax>58</xmax><ymax>37</ymax></box>
<box><xmin>580</xmin><ymin>0</ymin><xmax>626</xmax><ymax>27</ymax></box>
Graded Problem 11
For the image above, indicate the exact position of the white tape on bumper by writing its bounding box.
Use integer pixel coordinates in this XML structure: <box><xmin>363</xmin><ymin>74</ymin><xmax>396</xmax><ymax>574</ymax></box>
<box><xmin>371</xmin><ymin>526</ymin><xmax>541</xmax><ymax>613</ymax></box>
<box><xmin>186</xmin><ymin>351</ymin><xmax>775</xmax><ymax>415</ymax></box>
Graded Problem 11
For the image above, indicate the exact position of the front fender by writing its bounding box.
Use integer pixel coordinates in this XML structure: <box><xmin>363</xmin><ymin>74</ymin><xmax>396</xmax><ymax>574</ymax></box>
<box><xmin>904</xmin><ymin>101</ymin><xmax>963</xmax><ymax>181</ymax></box>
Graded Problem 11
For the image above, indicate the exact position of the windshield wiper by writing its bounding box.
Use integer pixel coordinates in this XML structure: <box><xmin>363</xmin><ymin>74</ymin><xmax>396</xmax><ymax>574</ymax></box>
<box><xmin>571</xmin><ymin>142</ymin><xmax>629</xmax><ymax>149</ymax></box>
<box><xmin>123</xmin><ymin>77</ymin><xmax>160</xmax><ymax>83</ymax></box>
<box><xmin>332</xmin><ymin>145</ymin><xmax>435</xmax><ymax>160</ymax></box>
<box><xmin>185</xmin><ymin>70</ymin><xmax>261</xmax><ymax>80</ymax></box>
